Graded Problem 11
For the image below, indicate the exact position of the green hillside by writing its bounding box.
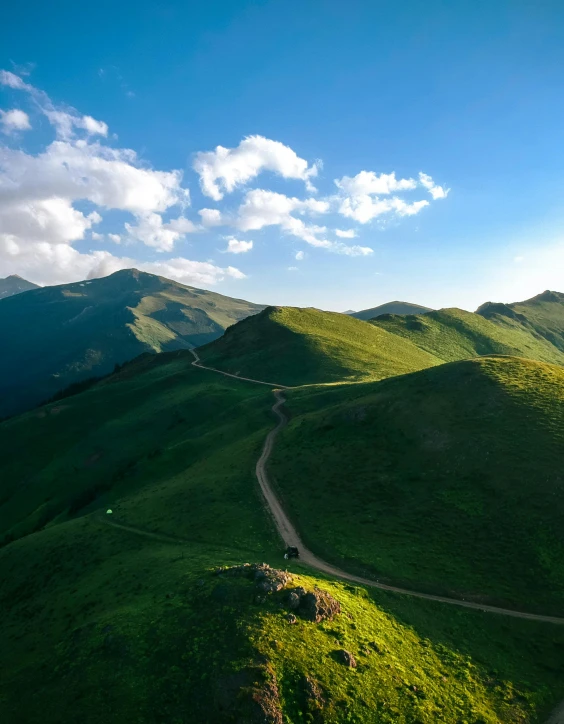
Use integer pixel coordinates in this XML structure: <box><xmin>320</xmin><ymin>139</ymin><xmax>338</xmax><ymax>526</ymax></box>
<box><xmin>373</xmin><ymin>307</ymin><xmax>564</xmax><ymax>365</ymax></box>
<box><xmin>350</xmin><ymin>300</ymin><xmax>433</xmax><ymax>320</ymax></box>
<box><xmin>479</xmin><ymin>290</ymin><xmax>564</xmax><ymax>352</ymax></box>
<box><xmin>199</xmin><ymin>305</ymin><xmax>441</xmax><ymax>386</ymax></box>
<box><xmin>0</xmin><ymin>274</ymin><xmax>39</xmax><ymax>299</ymax></box>
<box><xmin>0</xmin><ymin>268</ymin><xmax>263</xmax><ymax>418</ymax></box>
<box><xmin>270</xmin><ymin>356</ymin><xmax>564</xmax><ymax>613</ymax></box>
<box><xmin>1</xmin><ymin>352</ymin><xmax>564</xmax><ymax>722</ymax></box>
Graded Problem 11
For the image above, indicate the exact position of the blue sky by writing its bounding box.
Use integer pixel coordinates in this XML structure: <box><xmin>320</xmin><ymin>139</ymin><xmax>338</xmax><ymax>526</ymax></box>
<box><xmin>1</xmin><ymin>0</ymin><xmax>564</xmax><ymax>311</ymax></box>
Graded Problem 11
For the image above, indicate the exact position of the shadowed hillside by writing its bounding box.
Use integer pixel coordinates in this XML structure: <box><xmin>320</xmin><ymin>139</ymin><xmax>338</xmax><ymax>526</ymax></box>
<box><xmin>199</xmin><ymin>306</ymin><xmax>441</xmax><ymax>386</ymax></box>
<box><xmin>1</xmin><ymin>351</ymin><xmax>564</xmax><ymax>722</ymax></box>
<box><xmin>349</xmin><ymin>300</ymin><xmax>433</xmax><ymax>320</ymax></box>
<box><xmin>0</xmin><ymin>268</ymin><xmax>263</xmax><ymax>417</ymax></box>
<box><xmin>373</xmin><ymin>307</ymin><xmax>564</xmax><ymax>365</ymax></box>
<box><xmin>270</xmin><ymin>356</ymin><xmax>564</xmax><ymax>614</ymax></box>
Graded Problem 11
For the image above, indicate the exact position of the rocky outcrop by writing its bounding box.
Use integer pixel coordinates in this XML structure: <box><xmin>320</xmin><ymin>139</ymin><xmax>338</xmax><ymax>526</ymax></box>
<box><xmin>216</xmin><ymin>661</ymin><xmax>283</xmax><ymax>724</ymax></box>
<box><xmin>215</xmin><ymin>563</ymin><xmax>292</xmax><ymax>594</ymax></box>
<box><xmin>335</xmin><ymin>649</ymin><xmax>357</xmax><ymax>668</ymax></box>
<box><xmin>286</xmin><ymin>587</ymin><xmax>341</xmax><ymax>623</ymax></box>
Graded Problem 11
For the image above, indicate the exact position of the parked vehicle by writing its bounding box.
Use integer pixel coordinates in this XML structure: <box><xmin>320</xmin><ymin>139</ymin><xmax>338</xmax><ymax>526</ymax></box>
<box><xmin>284</xmin><ymin>545</ymin><xmax>300</xmax><ymax>559</ymax></box>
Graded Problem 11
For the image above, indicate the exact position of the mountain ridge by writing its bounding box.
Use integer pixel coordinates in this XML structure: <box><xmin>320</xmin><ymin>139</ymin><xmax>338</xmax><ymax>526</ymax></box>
<box><xmin>0</xmin><ymin>268</ymin><xmax>264</xmax><ymax>417</ymax></box>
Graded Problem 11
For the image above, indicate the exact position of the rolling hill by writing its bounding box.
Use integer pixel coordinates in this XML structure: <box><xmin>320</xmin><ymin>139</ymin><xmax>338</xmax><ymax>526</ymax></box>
<box><xmin>0</xmin><ymin>268</ymin><xmax>263</xmax><ymax>418</ymax></box>
<box><xmin>270</xmin><ymin>356</ymin><xmax>564</xmax><ymax>614</ymax></box>
<box><xmin>478</xmin><ymin>290</ymin><xmax>564</xmax><ymax>352</ymax></box>
<box><xmin>198</xmin><ymin>305</ymin><xmax>441</xmax><ymax>386</ymax></box>
<box><xmin>1</xmin><ymin>351</ymin><xmax>564</xmax><ymax>722</ymax></box>
<box><xmin>0</xmin><ymin>274</ymin><xmax>39</xmax><ymax>299</ymax></box>
<box><xmin>349</xmin><ymin>300</ymin><xmax>433</xmax><ymax>320</ymax></box>
<box><xmin>373</xmin><ymin>307</ymin><xmax>564</xmax><ymax>365</ymax></box>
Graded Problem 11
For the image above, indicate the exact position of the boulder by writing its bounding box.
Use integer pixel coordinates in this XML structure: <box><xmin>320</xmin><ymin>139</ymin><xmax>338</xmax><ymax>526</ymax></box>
<box><xmin>298</xmin><ymin>590</ymin><xmax>341</xmax><ymax>623</ymax></box>
<box><xmin>336</xmin><ymin>649</ymin><xmax>357</xmax><ymax>668</ymax></box>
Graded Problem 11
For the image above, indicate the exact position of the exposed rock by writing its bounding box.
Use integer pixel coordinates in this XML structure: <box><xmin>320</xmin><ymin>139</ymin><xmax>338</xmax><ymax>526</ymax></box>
<box><xmin>304</xmin><ymin>675</ymin><xmax>325</xmax><ymax>706</ymax></box>
<box><xmin>255</xmin><ymin>565</ymin><xmax>292</xmax><ymax>593</ymax></box>
<box><xmin>335</xmin><ymin>649</ymin><xmax>357</xmax><ymax>668</ymax></box>
<box><xmin>287</xmin><ymin>586</ymin><xmax>306</xmax><ymax>610</ymax></box>
<box><xmin>215</xmin><ymin>563</ymin><xmax>292</xmax><ymax>594</ymax></box>
<box><xmin>298</xmin><ymin>589</ymin><xmax>341</xmax><ymax>623</ymax></box>
<box><xmin>216</xmin><ymin>662</ymin><xmax>283</xmax><ymax>724</ymax></box>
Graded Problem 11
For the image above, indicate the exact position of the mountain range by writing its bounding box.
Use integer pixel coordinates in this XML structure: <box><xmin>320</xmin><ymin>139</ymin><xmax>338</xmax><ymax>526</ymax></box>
<box><xmin>0</xmin><ymin>269</ymin><xmax>263</xmax><ymax>418</ymax></box>
<box><xmin>2</xmin><ymin>271</ymin><xmax>564</xmax><ymax>722</ymax></box>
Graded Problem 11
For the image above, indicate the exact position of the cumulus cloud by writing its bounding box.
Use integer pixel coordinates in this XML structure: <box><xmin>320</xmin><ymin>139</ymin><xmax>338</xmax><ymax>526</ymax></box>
<box><xmin>1</xmin><ymin>70</ymin><xmax>109</xmax><ymax>140</ymax></box>
<box><xmin>198</xmin><ymin>208</ymin><xmax>224</xmax><ymax>227</ymax></box>
<box><xmin>419</xmin><ymin>172</ymin><xmax>449</xmax><ymax>199</ymax></box>
<box><xmin>334</xmin><ymin>169</ymin><xmax>446</xmax><ymax>223</ymax></box>
<box><xmin>224</xmin><ymin>237</ymin><xmax>253</xmax><ymax>254</ymax></box>
<box><xmin>232</xmin><ymin>189</ymin><xmax>372</xmax><ymax>256</ymax></box>
<box><xmin>295</xmin><ymin>250</ymin><xmax>305</xmax><ymax>260</ymax></box>
<box><xmin>193</xmin><ymin>135</ymin><xmax>319</xmax><ymax>200</ymax></box>
<box><xmin>0</xmin><ymin>241</ymin><xmax>245</xmax><ymax>287</ymax></box>
<box><xmin>124</xmin><ymin>214</ymin><xmax>198</xmax><ymax>251</ymax></box>
<box><xmin>335</xmin><ymin>228</ymin><xmax>357</xmax><ymax>238</ymax></box>
<box><xmin>0</xmin><ymin>109</ymin><xmax>31</xmax><ymax>133</ymax></box>
<box><xmin>0</xmin><ymin>72</ymin><xmax>234</xmax><ymax>289</ymax></box>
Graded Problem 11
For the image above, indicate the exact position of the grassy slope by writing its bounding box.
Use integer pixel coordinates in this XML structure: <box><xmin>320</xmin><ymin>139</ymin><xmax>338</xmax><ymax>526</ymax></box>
<box><xmin>0</xmin><ymin>268</ymin><xmax>263</xmax><ymax>418</ymax></box>
<box><xmin>373</xmin><ymin>307</ymin><xmax>564</xmax><ymax>365</ymax></box>
<box><xmin>350</xmin><ymin>300</ymin><xmax>433</xmax><ymax>320</ymax></box>
<box><xmin>2</xmin><ymin>353</ymin><xmax>564</xmax><ymax>721</ymax></box>
<box><xmin>479</xmin><ymin>290</ymin><xmax>564</xmax><ymax>353</ymax></box>
<box><xmin>199</xmin><ymin>306</ymin><xmax>441</xmax><ymax>386</ymax></box>
<box><xmin>270</xmin><ymin>356</ymin><xmax>564</xmax><ymax>614</ymax></box>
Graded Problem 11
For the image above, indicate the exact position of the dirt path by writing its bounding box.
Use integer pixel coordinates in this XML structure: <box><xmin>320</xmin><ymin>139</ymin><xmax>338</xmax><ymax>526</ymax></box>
<box><xmin>188</xmin><ymin>349</ymin><xmax>564</xmax><ymax>625</ymax></box>
<box><xmin>546</xmin><ymin>701</ymin><xmax>564</xmax><ymax>724</ymax></box>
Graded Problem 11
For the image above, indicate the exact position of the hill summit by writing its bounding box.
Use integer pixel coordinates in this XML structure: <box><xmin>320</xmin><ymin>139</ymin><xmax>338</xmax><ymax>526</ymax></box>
<box><xmin>349</xmin><ymin>300</ymin><xmax>433</xmax><ymax>320</ymax></box>
<box><xmin>199</xmin><ymin>305</ymin><xmax>439</xmax><ymax>386</ymax></box>
<box><xmin>0</xmin><ymin>274</ymin><xmax>40</xmax><ymax>299</ymax></box>
<box><xmin>0</xmin><ymin>269</ymin><xmax>263</xmax><ymax>417</ymax></box>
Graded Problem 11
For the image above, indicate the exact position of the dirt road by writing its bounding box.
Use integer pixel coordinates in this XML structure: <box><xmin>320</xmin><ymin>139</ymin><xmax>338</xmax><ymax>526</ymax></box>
<box><xmin>189</xmin><ymin>349</ymin><xmax>564</xmax><ymax>625</ymax></box>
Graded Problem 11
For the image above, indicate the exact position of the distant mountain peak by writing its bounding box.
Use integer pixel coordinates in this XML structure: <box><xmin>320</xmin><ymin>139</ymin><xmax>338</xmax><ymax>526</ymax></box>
<box><xmin>349</xmin><ymin>300</ymin><xmax>433</xmax><ymax>321</ymax></box>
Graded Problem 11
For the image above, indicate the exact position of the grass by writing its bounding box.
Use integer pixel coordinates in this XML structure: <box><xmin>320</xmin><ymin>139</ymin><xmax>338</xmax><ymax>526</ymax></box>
<box><xmin>479</xmin><ymin>290</ymin><xmax>564</xmax><ymax>353</ymax></box>
<box><xmin>199</xmin><ymin>306</ymin><xmax>441</xmax><ymax>386</ymax></box>
<box><xmin>2</xmin><ymin>346</ymin><xmax>564</xmax><ymax>721</ymax></box>
<box><xmin>0</xmin><ymin>268</ymin><xmax>263</xmax><ymax>418</ymax></box>
<box><xmin>269</xmin><ymin>355</ymin><xmax>564</xmax><ymax>614</ymax></box>
<box><xmin>373</xmin><ymin>307</ymin><xmax>564</xmax><ymax>365</ymax></box>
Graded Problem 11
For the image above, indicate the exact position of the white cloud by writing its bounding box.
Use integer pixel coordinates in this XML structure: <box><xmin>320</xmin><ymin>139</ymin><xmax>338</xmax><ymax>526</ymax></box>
<box><xmin>0</xmin><ymin>240</ymin><xmax>245</xmax><ymax>288</ymax></box>
<box><xmin>233</xmin><ymin>188</ymin><xmax>372</xmax><ymax>256</ymax></box>
<box><xmin>0</xmin><ymin>70</ymin><xmax>32</xmax><ymax>90</ymax></box>
<box><xmin>1</xmin><ymin>70</ymin><xmax>110</xmax><ymax>140</ymax></box>
<box><xmin>0</xmin><ymin>109</ymin><xmax>31</xmax><ymax>133</ymax></box>
<box><xmin>514</xmin><ymin>256</ymin><xmax>524</xmax><ymax>263</ymax></box>
<box><xmin>108</xmin><ymin>233</ymin><xmax>121</xmax><ymax>244</ymax></box>
<box><xmin>335</xmin><ymin>228</ymin><xmax>357</xmax><ymax>238</ymax></box>
<box><xmin>225</xmin><ymin>237</ymin><xmax>253</xmax><ymax>254</ymax></box>
<box><xmin>91</xmin><ymin>232</ymin><xmax>103</xmax><ymax>241</ymax></box>
<box><xmin>336</xmin><ymin>171</ymin><xmax>417</xmax><ymax>197</ymax></box>
<box><xmin>287</xmin><ymin>266</ymin><xmax>298</xmax><ymax>271</ymax></box>
<box><xmin>199</xmin><ymin>208</ymin><xmax>224</xmax><ymax>227</ymax></box>
<box><xmin>295</xmin><ymin>250</ymin><xmax>305</xmax><ymax>260</ymax></box>
<box><xmin>334</xmin><ymin>169</ymin><xmax>446</xmax><ymax>223</ymax></box>
<box><xmin>125</xmin><ymin>213</ymin><xmax>197</xmax><ymax>251</ymax></box>
<box><xmin>193</xmin><ymin>135</ymin><xmax>319</xmax><ymax>200</ymax></box>
<box><xmin>419</xmin><ymin>172</ymin><xmax>449</xmax><ymax>200</ymax></box>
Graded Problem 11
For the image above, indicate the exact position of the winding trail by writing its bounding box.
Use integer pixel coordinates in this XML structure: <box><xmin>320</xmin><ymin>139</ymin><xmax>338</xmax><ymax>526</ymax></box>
<box><xmin>189</xmin><ymin>349</ymin><xmax>564</xmax><ymax>626</ymax></box>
